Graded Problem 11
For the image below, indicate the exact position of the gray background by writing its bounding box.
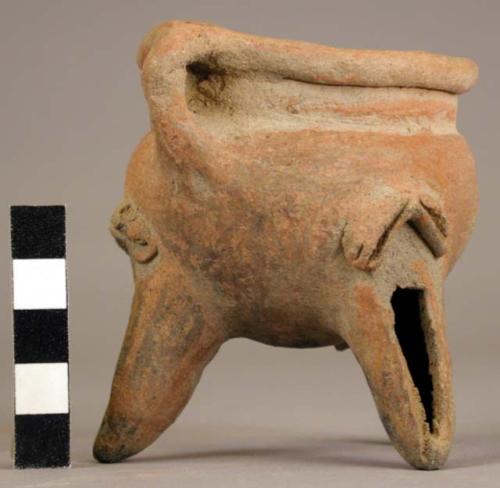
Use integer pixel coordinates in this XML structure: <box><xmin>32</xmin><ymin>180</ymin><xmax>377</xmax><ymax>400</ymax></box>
<box><xmin>0</xmin><ymin>0</ymin><xmax>498</xmax><ymax>486</ymax></box>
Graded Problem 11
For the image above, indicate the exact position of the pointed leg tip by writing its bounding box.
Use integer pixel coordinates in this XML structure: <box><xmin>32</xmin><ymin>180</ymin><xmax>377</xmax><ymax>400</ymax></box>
<box><xmin>93</xmin><ymin>446</ymin><xmax>118</xmax><ymax>464</ymax></box>
<box><xmin>402</xmin><ymin>443</ymin><xmax>450</xmax><ymax>471</ymax></box>
<box><xmin>93</xmin><ymin>423</ymin><xmax>137</xmax><ymax>464</ymax></box>
<box><xmin>412</xmin><ymin>457</ymin><xmax>446</xmax><ymax>471</ymax></box>
<box><xmin>93</xmin><ymin>436</ymin><xmax>133</xmax><ymax>464</ymax></box>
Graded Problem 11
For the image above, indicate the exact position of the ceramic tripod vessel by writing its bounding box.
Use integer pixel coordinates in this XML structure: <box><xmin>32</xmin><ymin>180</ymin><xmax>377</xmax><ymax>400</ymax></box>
<box><xmin>94</xmin><ymin>21</ymin><xmax>479</xmax><ymax>469</ymax></box>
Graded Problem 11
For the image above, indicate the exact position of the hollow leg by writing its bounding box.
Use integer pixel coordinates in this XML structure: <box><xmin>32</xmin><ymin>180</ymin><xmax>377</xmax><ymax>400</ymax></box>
<box><xmin>342</xmin><ymin>279</ymin><xmax>453</xmax><ymax>470</ymax></box>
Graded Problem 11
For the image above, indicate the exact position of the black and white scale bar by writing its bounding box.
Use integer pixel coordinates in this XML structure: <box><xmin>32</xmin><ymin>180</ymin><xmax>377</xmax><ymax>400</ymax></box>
<box><xmin>10</xmin><ymin>206</ymin><xmax>70</xmax><ymax>469</ymax></box>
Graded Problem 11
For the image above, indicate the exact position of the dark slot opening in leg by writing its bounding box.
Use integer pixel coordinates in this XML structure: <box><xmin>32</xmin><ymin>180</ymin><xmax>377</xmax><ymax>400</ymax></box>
<box><xmin>391</xmin><ymin>287</ymin><xmax>434</xmax><ymax>432</ymax></box>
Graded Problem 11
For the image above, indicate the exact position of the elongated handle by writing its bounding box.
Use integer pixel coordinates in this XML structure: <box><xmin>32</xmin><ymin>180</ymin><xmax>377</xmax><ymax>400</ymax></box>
<box><xmin>136</xmin><ymin>21</ymin><xmax>478</xmax><ymax>168</ymax></box>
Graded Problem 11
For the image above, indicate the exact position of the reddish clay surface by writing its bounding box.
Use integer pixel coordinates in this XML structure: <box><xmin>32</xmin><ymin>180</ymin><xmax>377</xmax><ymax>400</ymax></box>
<box><xmin>93</xmin><ymin>21</ymin><xmax>478</xmax><ymax>469</ymax></box>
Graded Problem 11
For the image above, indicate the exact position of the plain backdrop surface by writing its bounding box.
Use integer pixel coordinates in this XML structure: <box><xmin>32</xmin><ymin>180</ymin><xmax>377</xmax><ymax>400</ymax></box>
<box><xmin>0</xmin><ymin>0</ymin><xmax>499</xmax><ymax>486</ymax></box>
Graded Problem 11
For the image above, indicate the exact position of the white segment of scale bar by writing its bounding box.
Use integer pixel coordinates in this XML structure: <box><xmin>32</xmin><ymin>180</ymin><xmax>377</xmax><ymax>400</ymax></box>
<box><xmin>12</xmin><ymin>259</ymin><xmax>67</xmax><ymax>310</ymax></box>
<box><xmin>15</xmin><ymin>363</ymin><xmax>69</xmax><ymax>415</ymax></box>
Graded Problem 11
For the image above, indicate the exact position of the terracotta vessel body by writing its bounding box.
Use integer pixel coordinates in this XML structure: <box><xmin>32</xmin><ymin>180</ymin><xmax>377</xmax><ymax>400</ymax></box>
<box><xmin>93</xmin><ymin>21</ymin><xmax>479</xmax><ymax>469</ymax></box>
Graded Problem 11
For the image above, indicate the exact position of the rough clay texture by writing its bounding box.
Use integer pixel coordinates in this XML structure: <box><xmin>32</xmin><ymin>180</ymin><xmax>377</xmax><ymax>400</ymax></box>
<box><xmin>93</xmin><ymin>21</ymin><xmax>479</xmax><ymax>470</ymax></box>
